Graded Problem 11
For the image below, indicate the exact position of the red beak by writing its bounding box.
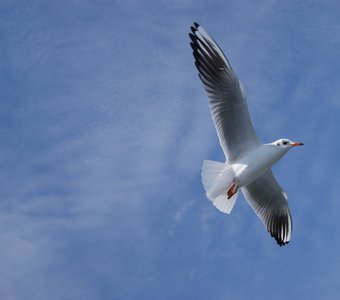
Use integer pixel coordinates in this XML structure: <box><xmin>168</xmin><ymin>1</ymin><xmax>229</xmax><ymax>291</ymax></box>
<box><xmin>291</xmin><ymin>142</ymin><xmax>304</xmax><ymax>147</ymax></box>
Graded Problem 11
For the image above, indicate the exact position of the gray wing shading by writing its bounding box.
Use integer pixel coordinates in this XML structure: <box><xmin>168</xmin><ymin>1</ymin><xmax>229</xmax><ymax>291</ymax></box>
<box><xmin>241</xmin><ymin>169</ymin><xmax>292</xmax><ymax>246</ymax></box>
<box><xmin>189</xmin><ymin>23</ymin><xmax>261</xmax><ymax>162</ymax></box>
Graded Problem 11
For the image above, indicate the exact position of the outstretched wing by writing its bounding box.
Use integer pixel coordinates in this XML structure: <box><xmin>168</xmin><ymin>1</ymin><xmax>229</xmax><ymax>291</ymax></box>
<box><xmin>241</xmin><ymin>169</ymin><xmax>292</xmax><ymax>246</ymax></box>
<box><xmin>189</xmin><ymin>22</ymin><xmax>260</xmax><ymax>162</ymax></box>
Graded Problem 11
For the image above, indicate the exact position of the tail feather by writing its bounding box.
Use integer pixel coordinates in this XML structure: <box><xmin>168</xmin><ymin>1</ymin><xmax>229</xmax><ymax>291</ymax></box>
<box><xmin>202</xmin><ymin>160</ymin><xmax>226</xmax><ymax>192</ymax></box>
<box><xmin>212</xmin><ymin>191</ymin><xmax>239</xmax><ymax>214</ymax></box>
<box><xmin>201</xmin><ymin>160</ymin><xmax>238</xmax><ymax>214</ymax></box>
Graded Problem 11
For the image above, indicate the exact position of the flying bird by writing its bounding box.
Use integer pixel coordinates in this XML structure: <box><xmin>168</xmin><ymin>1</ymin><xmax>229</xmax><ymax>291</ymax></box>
<box><xmin>189</xmin><ymin>22</ymin><xmax>303</xmax><ymax>246</ymax></box>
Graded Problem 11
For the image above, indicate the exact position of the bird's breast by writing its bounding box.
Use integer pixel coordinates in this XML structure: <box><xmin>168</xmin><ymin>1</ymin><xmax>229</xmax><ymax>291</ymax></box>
<box><xmin>232</xmin><ymin>146</ymin><xmax>279</xmax><ymax>187</ymax></box>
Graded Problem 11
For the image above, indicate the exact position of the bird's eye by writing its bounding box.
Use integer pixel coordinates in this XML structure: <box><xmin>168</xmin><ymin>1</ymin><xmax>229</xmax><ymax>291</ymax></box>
<box><xmin>277</xmin><ymin>143</ymin><xmax>280</xmax><ymax>146</ymax></box>
<box><xmin>283</xmin><ymin>141</ymin><xmax>288</xmax><ymax>145</ymax></box>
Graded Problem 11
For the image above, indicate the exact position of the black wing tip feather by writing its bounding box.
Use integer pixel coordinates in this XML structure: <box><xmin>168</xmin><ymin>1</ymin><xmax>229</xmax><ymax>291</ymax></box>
<box><xmin>189</xmin><ymin>22</ymin><xmax>199</xmax><ymax>38</ymax></box>
<box><xmin>272</xmin><ymin>234</ymin><xmax>289</xmax><ymax>247</ymax></box>
<box><xmin>189</xmin><ymin>23</ymin><xmax>205</xmax><ymax>53</ymax></box>
<box><xmin>278</xmin><ymin>240</ymin><xmax>289</xmax><ymax>247</ymax></box>
<box><xmin>189</xmin><ymin>23</ymin><xmax>226</xmax><ymax>75</ymax></box>
<box><xmin>268</xmin><ymin>213</ymin><xmax>292</xmax><ymax>247</ymax></box>
<box><xmin>191</xmin><ymin>22</ymin><xmax>200</xmax><ymax>33</ymax></box>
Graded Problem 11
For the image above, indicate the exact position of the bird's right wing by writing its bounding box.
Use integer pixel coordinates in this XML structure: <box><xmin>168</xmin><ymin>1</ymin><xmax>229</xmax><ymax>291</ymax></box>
<box><xmin>189</xmin><ymin>23</ymin><xmax>261</xmax><ymax>162</ymax></box>
<box><xmin>241</xmin><ymin>169</ymin><xmax>292</xmax><ymax>246</ymax></box>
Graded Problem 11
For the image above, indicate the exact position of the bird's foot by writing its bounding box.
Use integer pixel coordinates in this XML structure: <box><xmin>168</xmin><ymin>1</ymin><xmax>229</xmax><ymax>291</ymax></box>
<box><xmin>227</xmin><ymin>181</ymin><xmax>238</xmax><ymax>199</ymax></box>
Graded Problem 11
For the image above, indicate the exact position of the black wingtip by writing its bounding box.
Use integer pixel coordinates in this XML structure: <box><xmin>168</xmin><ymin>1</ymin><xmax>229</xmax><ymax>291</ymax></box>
<box><xmin>269</xmin><ymin>228</ymin><xmax>289</xmax><ymax>247</ymax></box>
<box><xmin>274</xmin><ymin>236</ymin><xmax>289</xmax><ymax>247</ymax></box>
<box><xmin>193</xmin><ymin>22</ymin><xmax>200</xmax><ymax>28</ymax></box>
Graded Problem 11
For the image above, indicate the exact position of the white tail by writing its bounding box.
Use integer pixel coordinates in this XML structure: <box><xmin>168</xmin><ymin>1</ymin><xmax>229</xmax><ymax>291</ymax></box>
<box><xmin>201</xmin><ymin>160</ymin><xmax>239</xmax><ymax>214</ymax></box>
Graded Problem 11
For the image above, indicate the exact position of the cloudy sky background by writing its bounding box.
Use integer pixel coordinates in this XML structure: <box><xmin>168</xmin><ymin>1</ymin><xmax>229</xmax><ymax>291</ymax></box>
<box><xmin>1</xmin><ymin>0</ymin><xmax>340</xmax><ymax>299</ymax></box>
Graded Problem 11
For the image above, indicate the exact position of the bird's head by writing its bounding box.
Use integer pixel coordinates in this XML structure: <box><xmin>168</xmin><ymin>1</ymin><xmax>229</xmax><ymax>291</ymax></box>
<box><xmin>273</xmin><ymin>139</ymin><xmax>304</xmax><ymax>152</ymax></box>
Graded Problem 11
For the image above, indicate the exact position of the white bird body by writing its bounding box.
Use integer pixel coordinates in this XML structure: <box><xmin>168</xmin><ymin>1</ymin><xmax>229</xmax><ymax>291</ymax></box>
<box><xmin>189</xmin><ymin>23</ymin><xmax>303</xmax><ymax>246</ymax></box>
<box><xmin>232</xmin><ymin>144</ymin><xmax>286</xmax><ymax>187</ymax></box>
<box><xmin>202</xmin><ymin>141</ymin><xmax>291</xmax><ymax>212</ymax></box>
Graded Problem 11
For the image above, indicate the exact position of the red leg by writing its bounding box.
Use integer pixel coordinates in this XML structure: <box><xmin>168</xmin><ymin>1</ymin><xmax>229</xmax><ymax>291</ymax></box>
<box><xmin>227</xmin><ymin>181</ymin><xmax>238</xmax><ymax>199</ymax></box>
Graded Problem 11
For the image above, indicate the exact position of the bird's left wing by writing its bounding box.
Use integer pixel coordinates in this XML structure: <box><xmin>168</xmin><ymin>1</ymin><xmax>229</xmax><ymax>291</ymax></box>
<box><xmin>189</xmin><ymin>23</ymin><xmax>261</xmax><ymax>162</ymax></box>
<box><xmin>241</xmin><ymin>169</ymin><xmax>292</xmax><ymax>246</ymax></box>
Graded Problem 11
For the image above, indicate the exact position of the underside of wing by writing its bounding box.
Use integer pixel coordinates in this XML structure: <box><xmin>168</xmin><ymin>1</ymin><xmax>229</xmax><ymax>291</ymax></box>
<box><xmin>241</xmin><ymin>169</ymin><xmax>292</xmax><ymax>246</ymax></box>
<box><xmin>189</xmin><ymin>22</ymin><xmax>260</xmax><ymax>161</ymax></box>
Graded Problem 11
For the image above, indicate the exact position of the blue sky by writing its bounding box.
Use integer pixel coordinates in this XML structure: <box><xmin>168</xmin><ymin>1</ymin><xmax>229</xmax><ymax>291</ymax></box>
<box><xmin>1</xmin><ymin>0</ymin><xmax>340</xmax><ymax>299</ymax></box>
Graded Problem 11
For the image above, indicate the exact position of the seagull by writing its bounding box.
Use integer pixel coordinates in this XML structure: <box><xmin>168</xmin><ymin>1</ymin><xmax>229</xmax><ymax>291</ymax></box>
<box><xmin>189</xmin><ymin>22</ymin><xmax>303</xmax><ymax>246</ymax></box>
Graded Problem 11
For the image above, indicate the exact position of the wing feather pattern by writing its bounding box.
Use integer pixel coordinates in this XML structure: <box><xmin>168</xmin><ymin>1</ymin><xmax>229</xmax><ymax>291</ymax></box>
<box><xmin>189</xmin><ymin>22</ymin><xmax>260</xmax><ymax>162</ymax></box>
<box><xmin>242</xmin><ymin>169</ymin><xmax>292</xmax><ymax>246</ymax></box>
